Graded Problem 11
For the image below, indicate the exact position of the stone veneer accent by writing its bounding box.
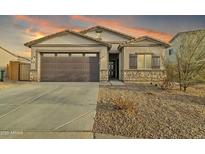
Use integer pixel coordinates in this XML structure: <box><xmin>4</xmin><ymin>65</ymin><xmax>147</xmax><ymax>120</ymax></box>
<box><xmin>100</xmin><ymin>70</ymin><xmax>109</xmax><ymax>81</ymax></box>
<box><xmin>122</xmin><ymin>70</ymin><xmax>166</xmax><ymax>82</ymax></box>
<box><xmin>30</xmin><ymin>70</ymin><xmax>38</xmax><ymax>81</ymax></box>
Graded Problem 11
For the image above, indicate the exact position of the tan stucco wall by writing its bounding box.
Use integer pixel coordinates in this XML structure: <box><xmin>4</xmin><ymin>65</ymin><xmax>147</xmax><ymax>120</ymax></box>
<box><xmin>40</xmin><ymin>33</ymin><xmax>100</xmax><ymax>45</ymax></box>
<box><xmin>120</xmin><ymin>46</ymin><xmax>167</xmax><ymax>82</ymax></box>
<box><xmin>30</xmin><ymin>46</ymin><xmax>108</xmax><ymax>81</ymax></box>
<box><xmin>0</xmin><ymin>49</ymin><xmax>18</xmax><ymax>69</ymax></box>
<box><xmin>122</xmin><ymin>46</ymin><xmax>166</xmax><ymax>70</ymax></box>
<box><xmin>130</xmin><ymin>40</ymin><xmax>161</xmax><ymax>46</ymax></box>
<box><xmin>84</xmin><ymin>30</ymin><xmax>132</xmax><ymax>53</ymax></box>
<box><xmin>84</xmin><ymin>30</ymin><xmax>130</xmax><ymax>42</ymax></box>
<box><xmin>0</xmin><ymin>49</ymin><xmax>19</xmax><ymax>78</ymax></box>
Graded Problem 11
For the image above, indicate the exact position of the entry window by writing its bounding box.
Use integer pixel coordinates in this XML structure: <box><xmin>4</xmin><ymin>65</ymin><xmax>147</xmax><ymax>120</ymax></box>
<box><xmin>71</xmin><ymin>53</ymin><xmax>83</xmax><ymax>57</ymax></box>
<box><xmin>85</xmin><ymin>53</ymin><xmax>97</xmax><ymax>57</ymax></box>
<box><xmin>137</xmin><ymin>54</ymin><xmax>152</xmax><ymax>69</ymax></box>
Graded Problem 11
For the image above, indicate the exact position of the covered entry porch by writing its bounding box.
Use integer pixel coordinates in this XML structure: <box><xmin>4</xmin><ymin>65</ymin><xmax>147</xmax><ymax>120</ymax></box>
<box><xmin>109</xmin><ymin>53</ymin><xmax>121</xmax><ymax>80</ymax></box>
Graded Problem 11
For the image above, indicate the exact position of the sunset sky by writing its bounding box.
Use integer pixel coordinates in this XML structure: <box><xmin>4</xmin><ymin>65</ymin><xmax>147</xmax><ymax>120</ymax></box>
<box><xmin>0</xmin><ymin>15</ymin><xmax>205</xmax><ymax>57</ymax></box>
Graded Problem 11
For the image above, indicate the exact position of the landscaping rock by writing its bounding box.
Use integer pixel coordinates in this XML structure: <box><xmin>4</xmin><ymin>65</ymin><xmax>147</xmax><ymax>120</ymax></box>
<box><xmin>93</xmin><ymin>83</ymin><xmax>205</xmax><ymax>138</ymax></box>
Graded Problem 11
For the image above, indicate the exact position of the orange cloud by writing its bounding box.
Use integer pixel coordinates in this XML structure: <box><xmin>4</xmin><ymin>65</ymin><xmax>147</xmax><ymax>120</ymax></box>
<box><xmin>14</xmin><ymin>16</ymin><xmax>82</xmax><ymax>40</ymax></box>
<box><xmin>71</xmin><ymin>15</ymin><xmax>125</xmax><ymax>27</ymax></box>
<box><xmin>14</xmin><ymin>15</ymin><xmax>172</xmax><ymax>42</ymax></box>
<box><xmin>14</xmin><ymin>15</ymin><xmax>66</xmax><ymax>32</ymax></box>
<box><xmin>71</xmin><ymin>15</ymin><xmax>172</xmax><ymax>42</ymax></box>
<box><xmin>14</xmin><ymin>16</ymin><xmax>68</xmax><ymax>40</ymax></box>
<box><xmin>24</xmin><ymin>28</ymin><xmax>46</xmax><ymax>40</ymax></box>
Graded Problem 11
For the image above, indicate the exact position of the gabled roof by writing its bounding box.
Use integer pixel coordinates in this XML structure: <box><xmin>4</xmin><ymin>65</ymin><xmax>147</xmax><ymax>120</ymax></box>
<box><xmin>170</xmin><ymin>29</ymin><xmax>205</xmax><ymax>43</ymax></box>
<box><xmin>80</xmin><ymin>25</ymin><xmax>135</xmax><ymax>40</ymax></box>
<box><xmin>0</xmin><ymin>46</ymin><xmax>30</xmax><ymax>61</ymax></box>
<box><xmin>24</xmin><ymin>29</ymin><xmax>111</xmax><ymax>48</ymax></box>
<box><xmin>118</xmin><ymin>36</ymin><xmax>170</xmax><ymax>49</ymax></box>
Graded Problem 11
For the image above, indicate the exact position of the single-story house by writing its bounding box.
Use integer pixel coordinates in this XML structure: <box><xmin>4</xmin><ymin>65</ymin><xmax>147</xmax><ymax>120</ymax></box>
<box><xmin>0</xmin><ymin>46</ymin><xmax>30</xmax><ymax>78</ymax></box>
<box><xmin>25</xmin><ymin>25</ymin><xmax>170</xmax><ymax>82</ymax></box>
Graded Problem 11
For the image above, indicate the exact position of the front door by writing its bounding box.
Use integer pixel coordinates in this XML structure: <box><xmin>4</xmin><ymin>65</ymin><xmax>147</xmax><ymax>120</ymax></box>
<box><xmin>109</xmin><ymin>60</ymin><xmax>115</xmax><ymax>79</ymax></box>
<box><xmin>109</xmin><ymin>53</ymin><xmax>119</xmax><ymax>80</ymax></box>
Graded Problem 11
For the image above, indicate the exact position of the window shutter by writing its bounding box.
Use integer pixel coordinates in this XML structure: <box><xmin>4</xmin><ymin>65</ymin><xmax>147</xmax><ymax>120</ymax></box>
<box><xmin>152</xmin><ymin>56</ymin><xmax>160</xmax><ymax>69</ymax></box>
<box><xmin>129</xmin><ymin>54</ymin><xmax>137</xmax><ymax>69</ymax></box>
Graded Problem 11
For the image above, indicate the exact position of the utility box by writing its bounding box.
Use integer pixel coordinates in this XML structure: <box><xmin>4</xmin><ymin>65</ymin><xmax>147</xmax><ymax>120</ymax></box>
<box><xmin>0</xmin><ymin>70</ymin><xmax>5</xmax><ymax>81</ymax></box>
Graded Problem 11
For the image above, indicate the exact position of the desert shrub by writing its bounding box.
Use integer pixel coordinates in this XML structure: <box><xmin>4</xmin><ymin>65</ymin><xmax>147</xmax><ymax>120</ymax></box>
<box><xmin>100</xmin><ymin>88</ymin><xmax>136</xmax><ymax>115</ymax></box>
<box><xmin>110</xmin><ymin>91</ymin><xmax>136</xmax><ymax>114</ymax></box>
<box><xmin>161</xmin><ymin>63</ymin><xmax>178</xmax><ymax>90</ymax></box>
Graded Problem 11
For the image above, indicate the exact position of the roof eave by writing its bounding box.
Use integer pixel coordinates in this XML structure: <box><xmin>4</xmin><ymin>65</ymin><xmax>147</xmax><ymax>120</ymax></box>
<box><xmin>0</xmin><ymin>46</ymin><xmax>30</xmax><ymax>61</ymax></box>
<box><xmin>169</xmin><ymin>33</ymin><xmax>180</xmax><ymax>43</ymax></box>
<box><xmin>118</xmin><ymin>36</ymin><xmax>170</xmax><ymax>50</ymax></box>
<box><xmin>24</xmin><ymin>29</ymin><xmax>112</xmax><ymax>48</ymax></box>
<box><xmin>24</xmin><ymin>43</ymin><xmax>32</xmax><ymax>48</ymax></box>
<box><xmin>80</xmin><ymin>25</ymin><xmax>135</xmax><ymax>40</ymax></box>
<box><xmin>170</xmin><ymin>29</ymin><xmax>205</xmax><ymax>43</ymax></box>
<box><xmin>118</xmin><ymin>42</ymin><xmax>170</xmax><ymax>50</ymax></box>
<box><xmin>65</xmin><ymin>30</ymin><xmax>112</xmax><ymax>48</ymax></box>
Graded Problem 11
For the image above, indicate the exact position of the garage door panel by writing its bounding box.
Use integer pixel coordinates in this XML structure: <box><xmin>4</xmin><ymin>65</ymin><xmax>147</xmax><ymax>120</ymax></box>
<box><xmin>54</xmin><ymin>72</ymin><xmax>90</xmax><ymax>82</ymax></box>
<box><xmin>41</xmin><ymin>57</ymin><xmax>56</xmax><ymax>63</ymax></box>
<box><xmin>88</xmin><ymin>57</ymin><xmax>99</xmax><ymax>63</ymax></box>
<box><xmin>40</xmin><ymin>53</ymin><xmax>99</xmax><ymax>82</ymax></box>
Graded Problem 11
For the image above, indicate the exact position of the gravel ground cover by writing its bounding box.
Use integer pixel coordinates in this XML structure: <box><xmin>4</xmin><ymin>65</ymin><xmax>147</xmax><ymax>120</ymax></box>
<box><xmin>93</xmin><ymin>83</ymin><xmax>205</xmax><ymax>138</ymax></box>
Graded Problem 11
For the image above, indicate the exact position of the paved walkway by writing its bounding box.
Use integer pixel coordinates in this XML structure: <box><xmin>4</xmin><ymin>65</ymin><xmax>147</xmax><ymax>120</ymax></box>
<box><xmin>109</xmin><ymin>80</ymin><xmax>125</xmax><ymax>86</ymax></box>
<box><xmin>100</xmin><ymin>80</ymin><xmax>125</xmax><ymax>86</ymax></box>
<box><xmin>0</xmin><ymin>82</ymin><xmax>99</xmax><ymax>139</ymax></box>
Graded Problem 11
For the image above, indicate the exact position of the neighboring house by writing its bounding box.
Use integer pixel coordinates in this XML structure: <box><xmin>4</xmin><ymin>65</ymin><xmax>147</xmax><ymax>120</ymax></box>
<box><xmin>24</xmin><ymin>25</ymin><xmax>170</xmax><ymax>82</ymax></box>
<box><xmin>0</xmin><ymin>46</ymin><xmax>30</xmax><ymax>77</ymax></box>
<box><xmin>167</xmin><ymin>29</ymin><xmax>205</xmax><ymax>80</ymax></box>
<box><xmin>166</xmin><ymin>29</ymin><xmax>205</xmax><ymax>63</ymax></box>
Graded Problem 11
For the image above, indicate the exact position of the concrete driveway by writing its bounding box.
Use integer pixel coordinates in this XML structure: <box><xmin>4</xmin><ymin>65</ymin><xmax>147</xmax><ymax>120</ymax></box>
<box><xmin>0</xmin><ymin>82</ymin><xmax>99</xmax><ymax>139</ymax></box>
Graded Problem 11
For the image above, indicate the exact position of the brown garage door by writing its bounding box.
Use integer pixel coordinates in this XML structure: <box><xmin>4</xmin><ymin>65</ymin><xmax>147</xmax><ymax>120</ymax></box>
<box><xmin>40</xmin><ymin>53</ymin><xmax>99</xmax><ymax>82</ymax></box>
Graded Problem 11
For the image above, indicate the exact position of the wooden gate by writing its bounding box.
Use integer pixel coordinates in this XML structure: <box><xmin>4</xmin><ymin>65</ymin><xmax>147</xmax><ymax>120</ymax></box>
<box><xmin>19</xmin><ymin>63</ymin><xmax>30</xmax><ymax>81</ymax></box>
<box><xmin>7</xmin><ymin>61</ymin><xmax>30</xmax><ymax>81</ymax></box>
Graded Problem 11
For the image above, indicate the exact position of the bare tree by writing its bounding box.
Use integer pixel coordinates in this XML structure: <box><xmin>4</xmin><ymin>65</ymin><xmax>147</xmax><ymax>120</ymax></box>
<box><xmin>160</xmin><ymin>59</ymin><xmax>178</xmax><ymax>90</ymax></box>
<box><xmin>174</xmin><ymin>30</ymin><xmax>205</xmax><ymax>92</ymax></box>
